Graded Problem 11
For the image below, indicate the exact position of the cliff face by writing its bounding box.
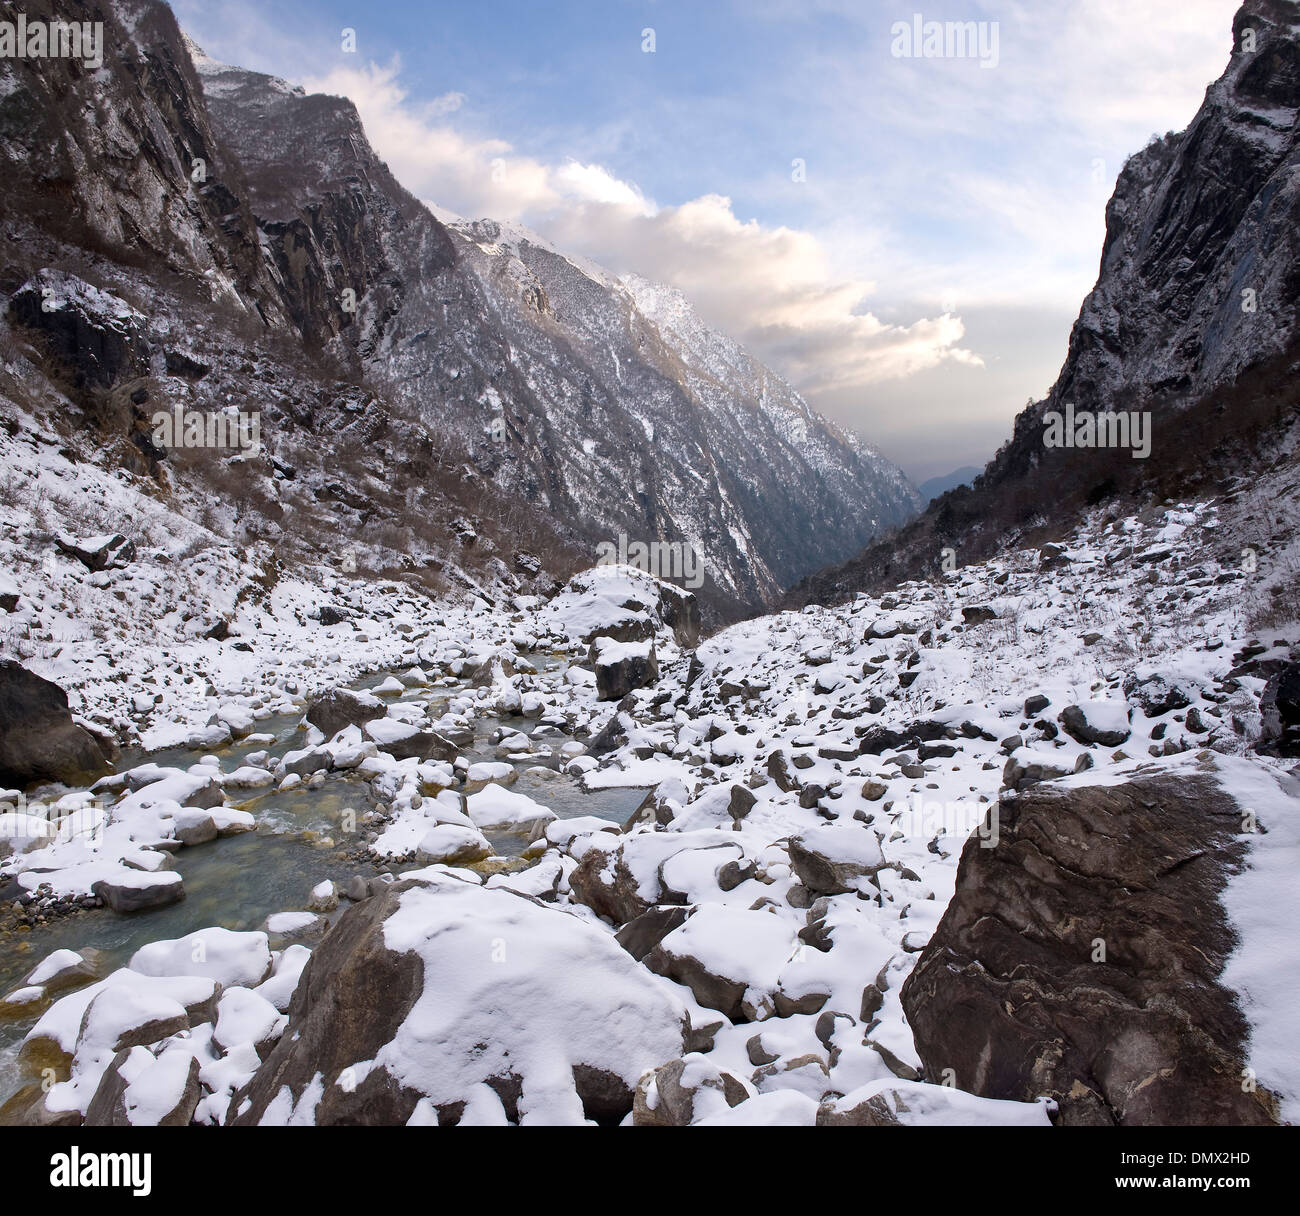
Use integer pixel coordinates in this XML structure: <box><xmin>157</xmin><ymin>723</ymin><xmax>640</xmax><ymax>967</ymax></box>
<box><xmin>786</xmin><ymin>0</ymin><xmax>1300</xmax><ymax>609</ymax></box>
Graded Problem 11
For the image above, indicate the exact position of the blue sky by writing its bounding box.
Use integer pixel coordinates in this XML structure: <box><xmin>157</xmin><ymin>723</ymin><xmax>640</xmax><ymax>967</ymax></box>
<box><xmin>174</xmin><ymin>0</ymin><xmax>1241</xmax><ymax>481</ymax></box>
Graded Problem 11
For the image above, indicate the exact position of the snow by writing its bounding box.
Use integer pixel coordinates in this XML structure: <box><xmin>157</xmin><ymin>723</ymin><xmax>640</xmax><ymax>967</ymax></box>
<box><xmin>374</xmin><ymin>881</ymin><xmax>687</xmax><ymax>1124</ymax></box>
<box><xmin>464</xmin><ymin>785</ymin><xmax>556</xmax><ymax>833</ymax></box>
<box><xmin>130</xmin><ymin>927</ymin><xmax>272</xmax><ymax>989</ymax></box>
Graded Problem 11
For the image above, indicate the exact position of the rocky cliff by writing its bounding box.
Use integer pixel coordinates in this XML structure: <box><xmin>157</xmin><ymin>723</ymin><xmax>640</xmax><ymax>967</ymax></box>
<box><xmin>786</xmin><ymin>0</ymin><xmax>1300</xmax><ymax>609</ymax></box>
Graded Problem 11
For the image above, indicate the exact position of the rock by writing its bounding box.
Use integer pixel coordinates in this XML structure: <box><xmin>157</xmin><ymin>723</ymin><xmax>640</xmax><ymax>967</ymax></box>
<box><xmin>591</xmin><ymin>637</ymin><xmax>659</xmax><ymax>701</ymax></box>
<box><xmin>900</xmin><ymin>772</ymin><xmax>1279</xmax><ymax>1125</ymax></box>
<box><xmin>1023</xmin><ymin>694</ymin><xmax>1051</xmax><ymax>717</ymax></box>
<box><xmin>766</xmin><ymin>751</ymin><xmax>798</xmax><ymax>792</ymax></box>
<box><xmin>342</xmin><ymin>875</ymin><xmax>371</xmax><ymax>903</ymax></box>
<box><xmin>1123</xmin><ymin>674</ymin><xmax>1191</xmax><ymax>717</ymax></box>
<box><xmin>164</xmin><ymin>348</ymin><xmax>210</xmax><ymax>378</ymax></box>
<box><xmin>54</xmin><ymin>532</ymin><xmax>134</xmax><ymax>572</ymax></box>
<box><xmin>9</xmin><ymin>270</ymin><xmax>147</xmax><ymax>389</ymax></box>
<box><xmin>130</xmin><ymin>927</ymin><xmax>272</xmax><ymax>988</ymax></box>
<box><xmin>1059</xmin><ymin>701</ymin><xmax>1131</xmax><ymax>746</ymax></box>
<box><xmin>816</xmin><ymin>1089</ymin><xmax>902</xmax><ymax>1126</ymax></box>
<box><xmin>632</xmin><ymin>1056</ymin><xmax>748</xmax><ymax>1126</ymax></box>
<box><xmin>85</xmin><ymin>1050</ymin><xmax>202</xmax><ymax>1127</ymax></box>
<box><xmin>232</xmin><ymin>877</ymin><xmax>686</xmax><ymax>1125</ymax></box>
<box><xmin>1002</xmin><ymin>750</ymin><xmax>1072</xmax><ymax>791</ymax></box>
<box><xmin>658</xmin><ymin>583</ymin><xmax>702</xmax><ymax>649</ymax></box>
<box><xmin>91</xmin><ymin>871</ymin><xmax>184</xmax><ymax>913</ymax></box>
<box><xmin>172</xmin><ymin>808</ymin><xmax>218</xmax><ymax>847</ymax></box>
<box><xmin>728</xmin><ymin>784</ymin><xmax>757</xmax><ymax>823</ymax></box>
<box><xmin>961</xmin><ymin>606</ymin><xmax>998</xmax><ymax>624</ymax></box>
<box><xmin>861</xmin><ymin>780</ymin><xmax>888</xmax><ymax>801</ymax></box>
<box><xmin>464</xmin><ymin>786</ymin><xmax>555</xmax><ymax>834</ymax></box>
<box><xmin>414</xmin><ymin>825</ymin><xmax>492</xmax><ymax>866</ymax></box>
<box><xmin>306</xmin><ymin>880</ymin><xmax>339</xmax><ymax>913</ymax></box>
<box><xmin>0</xmin><ymin>661</ymin><xmax>117</xmax><ymax>787</ymax></box>
<box><xmin>318</xmin><ymin>606</ymin><xmax>348</xmax><ymax>626</ymax></box>
<box><xmin>787</xmin><ymin>825</ymin><xmax>884</xmax><ymax>895</ymax></box>
<box><xmin>644</xmin><ymin>903</ymin><xmax>806</xmax><ymax>1021</ymax></box>
<box><xmin>214</xmin><ymin>987</ymin><xmax>288</xmax><ymax>1059</ymax></box>
<box><xmin>304</xmin><ymin>688</ymin><xmax>385</xmax><ymax>739</ymax></box>
<box><xmin>614</xmin><ymin>905</ymin><xmax>692</xmax><ymax>962</ymax></box>
<box><xmin>1258</xmin><ymin>661</ymin><xmax>1300</xmax><ymax>756</ymax></box>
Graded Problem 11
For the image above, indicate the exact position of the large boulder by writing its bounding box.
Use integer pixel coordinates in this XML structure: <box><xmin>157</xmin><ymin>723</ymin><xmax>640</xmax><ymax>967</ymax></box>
<box><xmin>231</xmin><ymin>875</ymin><xmax>687</xmax><ymax>1125</ymax></box>
<box><xmin>537</xmin><ymin>565</ymin><xmax>700</xmax><ymax>649</ymax></box>
<box><xmin>304</xmin><ymin>688</ymin><xmax>385</xmax><ymax>739</ymax></box>
<box><xmin>0</xmin><ymin>661</ymin><xmax>117</xmax><ymax>788</ymax></box>
<box><xmin>787</xmin><ymin>825</ymin><xmax>885</xmax><ymax>896</ymax></box>
<box><xmin>54</xmin><ymin>532</ymin><xmax>135</xmax><ymax>572</ymax></box>
<box><xmin>1058</xmin><ymin>700</ymin><xmax>1131</xmax><ymax>746</ymax></box>
<box><xmin>900</xmin><ymin>771</ymin><xmax>1279</xmax><ymax>1125</ymax></box>
<box><xmin>591</xmin><ymin>637</ymin><xmax>658</xmax><ymax>701</ymax></box>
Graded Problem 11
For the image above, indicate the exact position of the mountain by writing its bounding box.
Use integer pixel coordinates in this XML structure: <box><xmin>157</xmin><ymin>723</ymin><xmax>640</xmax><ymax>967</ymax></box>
<box><xmin>915</xmin><ymin>466</ymin><xmax>979</xmax><ymax>505</ymax></box>
<box><xmin>0</xmin><ymin>0</ymin><xmax>916</xmax><ymax>628</ymax></box>
<box><xmin>786</xmin><ymin>0</ymin><xmax>1300</xmax><ymax>609</ymax></box>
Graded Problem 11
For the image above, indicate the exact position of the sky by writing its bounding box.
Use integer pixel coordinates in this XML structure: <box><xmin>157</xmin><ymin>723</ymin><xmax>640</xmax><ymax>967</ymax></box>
<box><xmin>173</xmin><ymin>0</ymin><xmax>1241</xmax><ymax>483</ymax></box>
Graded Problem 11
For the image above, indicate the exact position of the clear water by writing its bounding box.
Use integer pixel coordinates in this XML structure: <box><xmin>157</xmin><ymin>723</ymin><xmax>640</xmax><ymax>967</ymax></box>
<box><xmin>0</xmin><ymin>655</ymin><xmax>644</xmax><ymax>1113</ymax></box>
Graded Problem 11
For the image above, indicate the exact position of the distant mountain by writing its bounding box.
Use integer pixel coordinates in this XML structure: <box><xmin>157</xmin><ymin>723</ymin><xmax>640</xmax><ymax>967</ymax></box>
<box><xmin>916</xmin><ymin>466</ymin><xmax>980</xmax><ymax>506</ymax></box>
<box><xmin>785</xmin><ymin>0</ymin><xmax>1300</xmax><ymax>609</ymax></box>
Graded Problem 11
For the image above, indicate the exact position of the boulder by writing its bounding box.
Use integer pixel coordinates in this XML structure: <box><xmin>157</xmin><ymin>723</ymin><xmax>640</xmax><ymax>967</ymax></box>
<box><xmin>1058</xmin><ymin>701</ymin><xmax>1131</xmax><ymax>747</ymax></box>
<box><xmin>85</xmin><ymin>1050</ymin><xmax>201</xmax><ymax>1127</ymax></box>
<box><xmin>231</xmin><ymin>877</ymin><xmax>686</xmax><ymax>1125</ymax></box>
<box><xmin>633</xmin><ymin>1055</ymin><xmax>749</xmax><ymax>1126</ymax></box>
<box><xmin>54</xmin><ymin>532</ymin><xmax>134</xmax><ymax>572</ymax></box>
<box><xmin>304</xmin><ymin>688</ymin><xmax>385</xmax><ymax>740</ymax></box>
<box><xmin>1123</xmin><ymin>674</ymin><xmax>1191</xmax><ymax>717</ymax></box>
<box><xmin>787</xmin><ymin>825</ymin><xmax>884</xmax><ymax>895</ymax></box>
<box><xmin>591</xmin><ymin>637</ymin><xmax>659</xmax><ymax>701</ymax></box>
<box><xmin>0</xmin><ymin>661</ymin><xmax>116</xmax><ymax>787</ymax></box>
<box><xmin>414</xmin><ymin>825</ymin><xmax>492</xmax><ymax>866</ymax></box>
<box><xmin>1258</xmin><ymin>661</ymin><xmax>1300</xmax><ymax>757</ymax></box>
<box><xmin>91</xmin><ymin>871</ymin><xmax>184</xmax><ymax>914</ymax></box>
<box><xmin>8</xmin><ymin>270</ymin><xmax>148</xmax><ymax>389</ymax></box>
<box><xmin>900</xmin><ymin>772</ymin><xmax>1279</xmax><ymax>1125</ymax></box>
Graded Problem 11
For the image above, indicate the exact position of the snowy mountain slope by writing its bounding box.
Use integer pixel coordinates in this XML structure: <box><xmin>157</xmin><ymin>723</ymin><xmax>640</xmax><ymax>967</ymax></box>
<box><xmin>189</xmin><ymin>49</ymin><xmax>917</xmax><ymax>611</ymax></box>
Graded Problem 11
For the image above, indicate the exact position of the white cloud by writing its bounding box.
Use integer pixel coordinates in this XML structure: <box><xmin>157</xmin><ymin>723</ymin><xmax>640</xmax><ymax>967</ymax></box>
<box><xmin>302</xmin><ymin>60</ymin><xmax>981</xmax><ymax>394</ymax></box>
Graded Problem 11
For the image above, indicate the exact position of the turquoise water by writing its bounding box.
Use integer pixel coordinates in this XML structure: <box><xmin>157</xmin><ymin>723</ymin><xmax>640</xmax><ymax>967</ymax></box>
<box><xmin>0</xmin><ymin>657</ymin><xmax>643</xmax><ymax>1114</ymax></box>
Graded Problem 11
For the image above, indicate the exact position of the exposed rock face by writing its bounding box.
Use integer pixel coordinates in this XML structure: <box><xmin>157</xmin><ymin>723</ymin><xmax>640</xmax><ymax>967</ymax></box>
<box><xmin>900</xmin><ymin>772</ymin><xmax>1279</xmax><ymax>1125</ymax></box>
<box><xmin>9</xmin><ymin>271</ymin><xmax>149</xmax><ymax>389</ymax></box>
<box><xmin>1258</xmin><ymin>660</ymin><xmax>1300</xmax><ymax>755</ymax></box>
<box><xmin>0</xmin><ymin>661</ymin><xmax>116</xmax><ymax>787</ymax></box>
